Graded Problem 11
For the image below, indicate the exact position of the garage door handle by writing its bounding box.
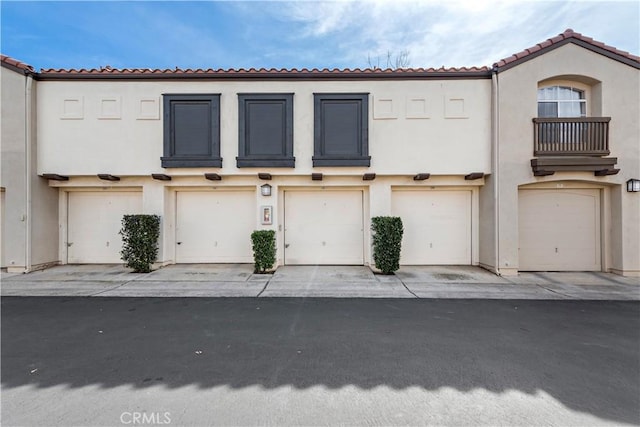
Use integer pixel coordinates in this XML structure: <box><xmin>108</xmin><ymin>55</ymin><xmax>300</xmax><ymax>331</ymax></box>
<box><xmin>177</xmin><ymin>241</ymin><xmax>182</xmax><ymax>245</ymax></box>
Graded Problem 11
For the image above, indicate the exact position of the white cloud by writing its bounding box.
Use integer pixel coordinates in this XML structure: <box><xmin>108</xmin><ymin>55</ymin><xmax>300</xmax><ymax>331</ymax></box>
<box><xmin>257</xmin><ymin>0</ymin><xmax>639</xmax><ymax>69</ymax></box>
<box><xmin>9</xmin><ymin>0</ymin><xmax>636</xmax><ymax>70</ymax></box>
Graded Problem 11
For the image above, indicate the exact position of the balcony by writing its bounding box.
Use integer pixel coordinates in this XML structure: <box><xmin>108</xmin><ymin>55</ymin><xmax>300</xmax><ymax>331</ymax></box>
<box><xmin>530</xmin><ymin>117</ymin><xmax>618</xmax><ymax>176</ymax></box>
<box><xmin>533</xmin><ymin>117</ymin><xmax>610</xmax><ymax>156</ymax></box>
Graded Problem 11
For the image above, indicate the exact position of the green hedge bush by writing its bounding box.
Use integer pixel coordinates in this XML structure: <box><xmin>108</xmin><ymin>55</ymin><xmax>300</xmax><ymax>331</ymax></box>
<box><xmin>251</xmin><ymin>230</ymin><xmax>276</xmax><ymax>273</ymax></box>
<box><xmin>371</xmin><ymin>216</ymin><xmax>404</xmax><ymax>274</ymax></box>
<box><xmin>119</xmin><ymin>214</ymin><xmax>161</xmax><ymax>273</ymax></box>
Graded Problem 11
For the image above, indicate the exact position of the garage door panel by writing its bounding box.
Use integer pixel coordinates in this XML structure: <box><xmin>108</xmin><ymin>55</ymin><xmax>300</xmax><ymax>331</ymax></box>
<box><xmin>176</xmin><ymin>191</ymin><xmax>255</xmax><ymax>263</ymax></box>
<box><xmin>285</xmin><ymin>191</ymin><xmax>364</xmax><ymax>265</ymax></box>
<box><xmin>392</xmin><ymin>190</ymin><xmax>472</xmax><ymax>265</ymax></box>
<box><xmin>68</xmin><ymin>192</ymin><xmax>142</xmax><ymax>264</ymax></box>
<box><xmin>518</xmin><ymin>189</ymin><xmax>600</xmax><ymax>271</ymax></box>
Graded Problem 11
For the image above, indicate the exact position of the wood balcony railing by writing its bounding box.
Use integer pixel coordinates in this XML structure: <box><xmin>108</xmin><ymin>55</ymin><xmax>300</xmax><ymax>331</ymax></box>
<box><xmin>533</xmin><ymin>117</ymin><xmax>611</xmax><ymax>156</ymax></box>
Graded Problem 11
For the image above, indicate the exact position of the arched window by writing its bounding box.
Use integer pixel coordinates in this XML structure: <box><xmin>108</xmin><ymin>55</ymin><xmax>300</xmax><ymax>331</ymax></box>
<box><xmin>537</xmin><ymin>86</ymin><xmax>586</xmax><ymax>118</ymax></box>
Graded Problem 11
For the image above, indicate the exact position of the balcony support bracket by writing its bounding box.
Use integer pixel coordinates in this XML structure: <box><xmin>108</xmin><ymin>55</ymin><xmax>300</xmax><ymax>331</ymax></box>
<box><xmin>531</xmin><ymin>156</ymin><xmax>618</xmax><ymax>175</ymax></box>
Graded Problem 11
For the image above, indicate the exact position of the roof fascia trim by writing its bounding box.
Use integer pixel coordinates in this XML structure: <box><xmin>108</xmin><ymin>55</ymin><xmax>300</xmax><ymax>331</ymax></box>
<box><xmin>495</xmin><ymin>38</ymin><xmax>640</xmax><ymax>73</ymax></box>
<box><xmin>1</xmin><ymin>61</ymin><xmax>34</xmax><ymax>76</ymax></box>
<box><xmin>34</xmin><ymin>71</ymin><xmax>492</xmax><ymax>81</ymax></box>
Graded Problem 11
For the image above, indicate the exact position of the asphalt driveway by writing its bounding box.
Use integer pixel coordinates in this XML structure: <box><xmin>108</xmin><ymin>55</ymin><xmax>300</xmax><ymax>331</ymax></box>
<box><xmin>2</xmin><ymin>297</ymin><xmax>639</xmax><ymax>426</ymax></box>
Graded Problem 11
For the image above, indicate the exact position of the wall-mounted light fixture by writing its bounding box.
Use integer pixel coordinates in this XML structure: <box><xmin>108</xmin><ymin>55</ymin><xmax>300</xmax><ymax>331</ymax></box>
<box><xmin>261</xmin><ymin>183</ymin><xmax>272</xmax><ymax>197</ymax></box>
<box><xmin>627</xmin><ymin>178</ymin><xmax>640</xmax><ymax>192</ymax></box>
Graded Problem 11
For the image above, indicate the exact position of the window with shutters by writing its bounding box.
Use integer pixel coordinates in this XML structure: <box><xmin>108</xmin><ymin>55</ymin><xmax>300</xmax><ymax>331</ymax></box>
<box><xmin>313</xmin><ymin>93</ymin><xmax>370</xmax><ymax>167</ymax></box>
<box><xmin>237</xmin><ymin>93</ymin><xmax>294</xmax><ymax>167</ymax></box>
<box><xmin>162</xmin><ymin>94</ymin><xmax>221</xmax><ymax>168</ymax></box>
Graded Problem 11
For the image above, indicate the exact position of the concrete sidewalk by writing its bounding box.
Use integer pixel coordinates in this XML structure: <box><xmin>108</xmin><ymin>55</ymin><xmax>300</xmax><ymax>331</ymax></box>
<box><xmin>1</xmin><ymin>264</ymin><xmax>638</xmax><ymax>300</ymax></box>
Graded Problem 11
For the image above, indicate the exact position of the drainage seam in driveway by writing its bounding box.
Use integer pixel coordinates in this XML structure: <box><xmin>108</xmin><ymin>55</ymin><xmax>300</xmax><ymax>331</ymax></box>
<box><xmin>532</xmin><ymin>272</ymin><xmax>563</xmax><ymax>285</ymax></box>
<box><xmin>396</xmin><ymin>275</ymin><xmax>420</xmax><ymax>298</ymax></box>
<box><xmin>534</xmin><ymin>283</ymin><xmax>574</xmax><ymax>299</ymax></box>
<box><xmin>592</xmin><ymin>271</ymin><xmax>636</xmax><ymax>286</ymax></box>
<box><xmin>256</xmin><ymin>277</ymin><xmax>272</xmax><ymax>298</ymax></box>
<box><xmin>89</xmin><ymin>281</ymin><xmax>133</xmax><ymax>296</ymax></box>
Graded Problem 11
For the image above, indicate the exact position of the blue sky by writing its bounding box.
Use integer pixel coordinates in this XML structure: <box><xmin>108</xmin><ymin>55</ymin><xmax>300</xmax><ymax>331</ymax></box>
<box><xmin>1</xmin><ymin>1</ymin><xmax>639</xmax><ymax>71</ymax></box>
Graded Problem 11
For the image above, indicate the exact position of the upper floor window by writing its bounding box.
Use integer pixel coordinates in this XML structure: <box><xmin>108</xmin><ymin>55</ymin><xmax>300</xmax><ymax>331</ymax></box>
<box><xmin>313</xmin><ymin>93</ymin><xmax>370</xmax><ymax>167</ymax></box>
<box><xmin>537</xmin><ymin>86</ymin><xmax>586</xmax><ymax>118</ymax></box>
<box><xmin>162</xmin><ymin>94</ymin><xmax>221</xmax><ymax>168</ymax></box>
<box><xmin>237</xmin><ymin>93</ymin><xmax>294</xmax><ymax>168</ymax></box>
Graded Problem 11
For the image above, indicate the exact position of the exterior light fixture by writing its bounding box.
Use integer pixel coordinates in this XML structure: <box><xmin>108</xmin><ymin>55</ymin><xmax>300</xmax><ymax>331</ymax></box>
<box><xmin>627</xmin><ymin>178</ymin><xmax>640</xmax><ymax>192</ymax></box>
<box><xmin>261</xmin><ymin>183</ymin><xmax>272</xmax><ymax>197</ymax></box>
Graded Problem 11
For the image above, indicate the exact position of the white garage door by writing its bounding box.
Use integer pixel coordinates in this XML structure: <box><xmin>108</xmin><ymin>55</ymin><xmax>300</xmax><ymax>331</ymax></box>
<box><xmin>392</xmin><ymin>190</ymin><xmax>472</xmax><ymax>265</ymax></box>
<box><xmin>68</xmin><ymin>191</ymin><xmax>142</xmax><ymax>264</ymax></box>
<box><xmin>284</xmin><ymin>190</ymin><xmax>364</xmax><ymax>265</ymax></box>
<box><xmin>175</xmin><ymin>191</ymin><xmax>255</xmax><ymax>263</ymax></box>
<box><xmin>519</xmin><ymin>189</ymin><xmax>601</xmax><ymax>271</ymax></box>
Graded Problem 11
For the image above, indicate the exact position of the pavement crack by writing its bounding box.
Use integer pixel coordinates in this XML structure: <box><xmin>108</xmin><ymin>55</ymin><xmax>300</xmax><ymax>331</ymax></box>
<box><xmin>592</xmin><ymin>272</ymin><xmax>635</xmax><ymax>286</ymax></box>
<box><xmin>535</xmin><ymin>283</ymin><xmax>573</xmax><ymax>299</ymax></box>
<box><xmin>90</xmin><ymin>280</ymin><xmax>133</xmax><ymax>296</ymax></box>
<box><xmin>256</xmin><ymin>276</ymin><xmax>272</xmax><ymax>298</ymax></box>
<box><xmin>396</xmin><ymin>275</ymin><xmax>419</xmax><ymax>298</ymax></box>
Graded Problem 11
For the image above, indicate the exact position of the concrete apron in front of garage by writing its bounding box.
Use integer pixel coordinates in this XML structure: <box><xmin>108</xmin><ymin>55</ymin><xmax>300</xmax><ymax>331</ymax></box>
<box><xmin>1</xmin><ymin>264</ymin><xmax>638</xmax><ymax>299</ymax></box>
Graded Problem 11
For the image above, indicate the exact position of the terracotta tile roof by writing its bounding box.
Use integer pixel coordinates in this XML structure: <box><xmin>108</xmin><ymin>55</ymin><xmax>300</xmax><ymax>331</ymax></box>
<box><xmin>4</xmin><ymin>29</ymin><xmax>637</xmax><ymax>79</ymax></box>
<box><xmin>494</xmin><ymin>29</ymin><xmax>640</xmax><ymax>71</ymax></box>
<box><xmin>1</xmin><ymin>54</ymin><xmax>35</xmax><ymax>73</ymax></box>
<box><xmin>36</xmin><ymin>65</ymin><xmax>491</xmax><ymax>79</ymax></box>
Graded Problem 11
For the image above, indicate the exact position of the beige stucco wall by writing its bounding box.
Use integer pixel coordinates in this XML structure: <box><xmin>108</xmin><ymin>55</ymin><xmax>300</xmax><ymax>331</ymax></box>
<box><xmin>49</xmin><ymin>174</ymin><xmax>484</xmax><ymax>268</ymax></box>
<box><xmin>30</xmin><ymin>81</ymin><xmax>60</xmax><ymax>268</ymax></box>
<box><xmin>494</xmin><ymin>43</ymin><xmax>640</xmax><ymax>276</ymax></box>
<box><xmin>37</xmin><ymin>77</ymin><xmax>491</xmax><ymax>267</ymax></box>
<box><xmin>0</xmin><ymin>66</ymin><xmax>59</xmax><ymax>272</ymax></box>
<box><xmin>30</xmin><ymin>44</ymin><xmax>639</xmax><ymax>274</ymax></box>
<box><xmin>36</xmin><ymin>79</ymin><xmax>492</xmax><ymax>177</ymax></box>
<box><xmin>1</xmin><ymin>66</ymin><xmax>28</xmax><ymax>269</ymax></box>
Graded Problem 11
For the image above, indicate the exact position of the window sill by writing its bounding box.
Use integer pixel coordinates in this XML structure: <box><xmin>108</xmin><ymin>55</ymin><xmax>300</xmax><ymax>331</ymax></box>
<box><xmin>161</xmin><ymin>157</ymin><xmax>222</xmax><ymax>168</ymax></box>
<box><xmin>312</xmin><ymin>156</ymin><xmax>371</xmax><ymax>167</ymax></box>
<box><xmin>236</xmin><ymin>157</ymin><xmax>295</xmax><ymax>168</ymax></box>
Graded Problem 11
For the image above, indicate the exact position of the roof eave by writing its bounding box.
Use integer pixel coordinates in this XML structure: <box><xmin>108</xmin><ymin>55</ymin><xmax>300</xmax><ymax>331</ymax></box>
<box><xmin>493</xmin><ymin>37</ymin><xmax>640</xmax><ymax>73</ymax></box>
<box><xmin>1</xmin><ymin>60</ymin><xmax>35</xmax><ymax>76</ymax></box>
<box><xmin>34</xmin><ymin>70</ymin><xmax>492</xmax><ymax>81</ymax></box>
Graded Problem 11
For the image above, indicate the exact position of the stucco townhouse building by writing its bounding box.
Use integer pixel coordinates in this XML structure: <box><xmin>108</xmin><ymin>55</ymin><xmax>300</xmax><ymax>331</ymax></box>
<box><xmin>1</xmin><ymin>29</ymin><xmax>639</xmax><ymax>276</ymax></box>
